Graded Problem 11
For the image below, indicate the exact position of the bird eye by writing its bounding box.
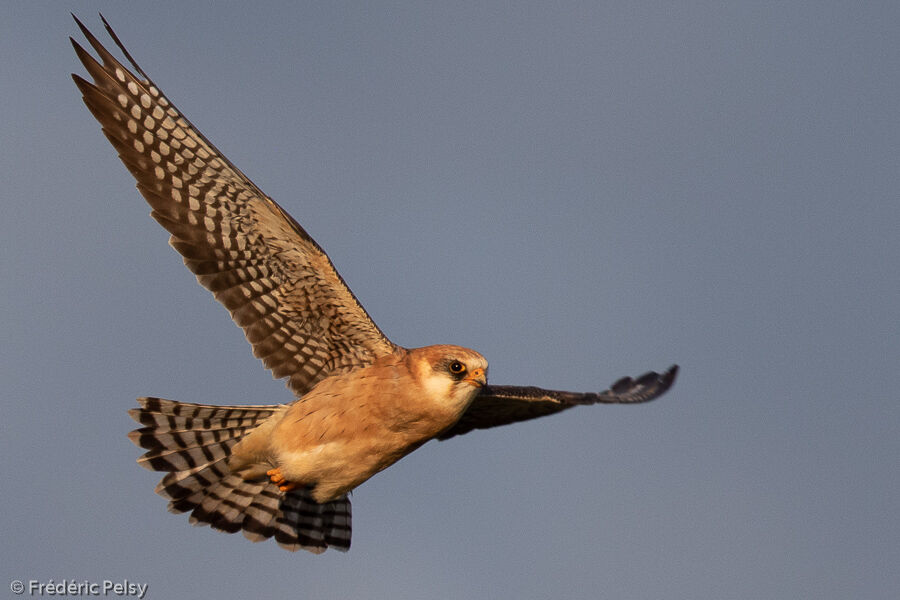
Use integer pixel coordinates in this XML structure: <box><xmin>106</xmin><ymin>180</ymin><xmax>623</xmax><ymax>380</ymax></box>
<box><xmin>449</xmin><ymin>361</ymin><xmax>466</xmax><ymax>374</ymax></box>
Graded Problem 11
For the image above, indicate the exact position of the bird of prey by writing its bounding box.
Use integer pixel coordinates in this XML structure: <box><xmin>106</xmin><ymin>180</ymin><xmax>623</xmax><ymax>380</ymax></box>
<box><xmin>70</xmin><ymin>15</ymin><xmax>678</xmax><ymax>554</ymax></box>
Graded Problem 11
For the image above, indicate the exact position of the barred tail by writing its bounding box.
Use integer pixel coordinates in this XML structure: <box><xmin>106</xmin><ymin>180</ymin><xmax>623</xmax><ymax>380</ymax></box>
<box><xmin>128</xmin><ymin>397</ymin><xmax>352</xmax><ymax>553</ymax></box>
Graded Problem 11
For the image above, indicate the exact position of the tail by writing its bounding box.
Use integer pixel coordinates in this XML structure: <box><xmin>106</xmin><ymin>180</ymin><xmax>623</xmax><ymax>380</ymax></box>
<box><xmin>128</xmin><ymin>397</ymin><xmax>352</xmax><ymax>553</ymax></box>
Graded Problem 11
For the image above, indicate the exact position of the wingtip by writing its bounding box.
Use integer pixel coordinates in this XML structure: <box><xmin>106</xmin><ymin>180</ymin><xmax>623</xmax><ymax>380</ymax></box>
<box><xmin>71</xmin><ymin>12</ymin><xmax>93</xmax><ymax>42</ymax></box>
<box><xmin>607</xmin><ymin>363</ymin><xmax>679</xmax><ymax>402</ymax></box>
<box><xmin>647</xmin><ymin>364</ymin><xmax>678</xmax><ymax>394</ymax></box>
<box><xmin>666</xmin><ymin>363</ymin><xmax>679</xmax><ymax>383</ymax></box>
<box><xmin>93</xmin><ymin>12</ymin><xmax>149</xmax><ymax>79</ymax></box>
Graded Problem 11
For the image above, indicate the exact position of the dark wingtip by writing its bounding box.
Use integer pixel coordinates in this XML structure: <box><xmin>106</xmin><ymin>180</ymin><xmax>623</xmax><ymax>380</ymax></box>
<box><xmin>663</xmin><ymin>364</ymin><xmax>679</xmax><ymax>387</ymax></box>
<box><xmin>97</xmin><ymin>12</ymin><xmax>150</xmax><ymax>79</ymax></box>
<box><xmin>607</xmin><ymin>363</ymin><xmax>678</xmax><ymax>403</ymax></box>
<box><xmin>71</xmin><ymin>13</ymin><xmax>93</xmax><ymax>42</ymax></box>
<box><xmin>647</xmin><ymin>364</ymin><xmax>678</xmax><ymax>394</ymax></box>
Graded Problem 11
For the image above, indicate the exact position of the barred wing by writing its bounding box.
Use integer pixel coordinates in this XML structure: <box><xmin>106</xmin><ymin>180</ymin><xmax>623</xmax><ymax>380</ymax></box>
<box><xmin>439</xmin><ymin>365</ymin><xmax>678</xmax><ymax>440</ymax></box>
<box><xmin>71</xmin><ymin>16</ymin><xmax>399</xmax><ymax>397</ymax></box>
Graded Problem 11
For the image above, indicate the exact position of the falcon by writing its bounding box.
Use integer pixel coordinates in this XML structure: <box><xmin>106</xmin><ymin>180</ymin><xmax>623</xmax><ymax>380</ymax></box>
<box><xmin>70</xmin><ymin>15</ymin><xmax>678</xmax><ymax>554</ymax></box>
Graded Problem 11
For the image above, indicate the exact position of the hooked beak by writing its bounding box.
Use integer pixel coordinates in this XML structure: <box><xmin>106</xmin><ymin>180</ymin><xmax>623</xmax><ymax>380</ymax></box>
<box><xmin>463</xmin><ymin>367</ymin><xmax>487</xmax><ymax>387</ymax></box>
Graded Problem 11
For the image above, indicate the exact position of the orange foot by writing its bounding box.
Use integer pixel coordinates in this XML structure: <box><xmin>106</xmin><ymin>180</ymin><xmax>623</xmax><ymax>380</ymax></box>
<box><xmin>266</xmin><ymin>467</ymin><xmax>302</xmax><ymax>493</ymax></box>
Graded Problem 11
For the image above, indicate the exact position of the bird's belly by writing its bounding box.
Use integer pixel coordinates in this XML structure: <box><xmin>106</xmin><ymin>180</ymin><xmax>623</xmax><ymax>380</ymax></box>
<box><xmin>277</xmin><ymin>433</ymin><xmax>419</xmax><ymax>502</ymax></box>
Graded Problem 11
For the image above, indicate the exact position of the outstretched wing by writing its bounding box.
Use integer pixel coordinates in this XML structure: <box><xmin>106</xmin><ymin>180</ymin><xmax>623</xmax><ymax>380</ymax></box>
<box><xmin>71</xmin><ymin>16</ymin><xmax>400</xmax><ymax>397</ymax></box>
<box><xmin>438</xmin><ymin>365</ymin><xmax>678</xmax><ymax>440</ymax></box>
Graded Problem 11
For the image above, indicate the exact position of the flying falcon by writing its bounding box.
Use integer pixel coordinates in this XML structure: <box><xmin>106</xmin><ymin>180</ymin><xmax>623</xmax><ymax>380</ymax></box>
<box><xmin>71</xmin><ymin>15</ymin><xmax>678</xmax><ymax>554</ymax></box>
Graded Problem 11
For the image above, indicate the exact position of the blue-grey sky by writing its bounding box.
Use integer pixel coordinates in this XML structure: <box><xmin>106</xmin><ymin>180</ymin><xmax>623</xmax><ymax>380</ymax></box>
<box><xmin>3</xmin><ymin>2</ymin><xmax>898</xmax><ymax>599</ymax></box>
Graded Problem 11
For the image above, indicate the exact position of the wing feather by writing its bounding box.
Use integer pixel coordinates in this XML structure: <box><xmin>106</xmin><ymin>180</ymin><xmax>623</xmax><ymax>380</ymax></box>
<box><xmin>71</xmin><ymin>16</ymin><xmax>399</xmax><ymax>397</ymax></box>
<box><xmin>439</xmin><ymin>365</ymin><xmax>678</xmax><ymax>440</ymax></box>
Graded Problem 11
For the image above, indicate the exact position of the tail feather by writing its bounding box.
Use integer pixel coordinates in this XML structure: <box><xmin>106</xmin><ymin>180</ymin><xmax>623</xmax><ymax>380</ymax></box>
<box><xmin>241</xmin><ymin>488</ymin><xmax>282</xmax><ymax>542</ymax></box>
<box><xmin>277</xmin><ymin>494</ymin><xmax>353</xmax><ymax>553</ymax></box>
<box><xmin>188</xmin><ymin>475</ymin><xmax>251</xmax><ymax>530</ymax></box>
<box><xmin>156</xmin><ymin>456</ymin><xmax>232</xmax><ymax>496</ymax></box>
<box><xmin>139</xmin><ymin>436</ymin><xmax>241</xmax><ymax>472</ymax></box>
<box><xmin>128</xmin><ymin>397</ymin><xmax>278</xmax><ymax>434</ymax></box>
<box><xmin>198</xmin><ymin>476</ymin><xmax>263</xmax><ymax>533</ymax></box>
<box><xmin>129</xmin><ymin>397</ymin><xmax>351</xmax><ymax>553</ymax></box>
<box><xmin>138</xmin><ymin>437</ymin><xmax>240</xmax><ymax>471</ymax></box>
<box><xmin>131</xmin><ymin>426</ymin><xmax>254</xmax><ymax>452</ymax></box>
<box><xmin>132</xmin><ymin>397</ymin><xmax>282</xmax><ymax>419</ymax></box>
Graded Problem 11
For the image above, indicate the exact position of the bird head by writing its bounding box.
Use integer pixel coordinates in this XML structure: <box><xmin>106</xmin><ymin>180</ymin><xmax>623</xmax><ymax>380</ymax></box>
<box><xmin>409</xmin><ymin>345</ymin><xmax>488</xmax><ymax>411</ymax></box>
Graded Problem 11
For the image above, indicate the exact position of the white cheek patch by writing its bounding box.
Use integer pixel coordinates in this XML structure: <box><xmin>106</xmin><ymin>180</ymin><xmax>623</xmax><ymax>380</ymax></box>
<box><xmin>421</xmin><ymin>372</ymin><xmax>452</xmax><ymax>402</ymax></box>
<box><xmin>448</xmin><ymin>387</ymin><xmax>471</xmax><ymax>406</ymax></box>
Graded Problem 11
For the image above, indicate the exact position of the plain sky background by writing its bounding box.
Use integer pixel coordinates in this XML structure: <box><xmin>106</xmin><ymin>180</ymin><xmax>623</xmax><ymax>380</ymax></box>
<box><xmin>2</xmin><ymin>2</ymin><xmax>898</xmax><ymax>599</ymax></box>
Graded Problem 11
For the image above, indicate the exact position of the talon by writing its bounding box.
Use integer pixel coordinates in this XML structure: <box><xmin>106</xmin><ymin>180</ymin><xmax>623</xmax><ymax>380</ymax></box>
<box><xmin>266</xmin><ymin>467</ymin><xmax>301</xmax><ymax>492</ymax></box>
<box><xmin>266</xmin><ymin>467</ymin><xmax>285</xmax><ymax>484</ymax></box>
